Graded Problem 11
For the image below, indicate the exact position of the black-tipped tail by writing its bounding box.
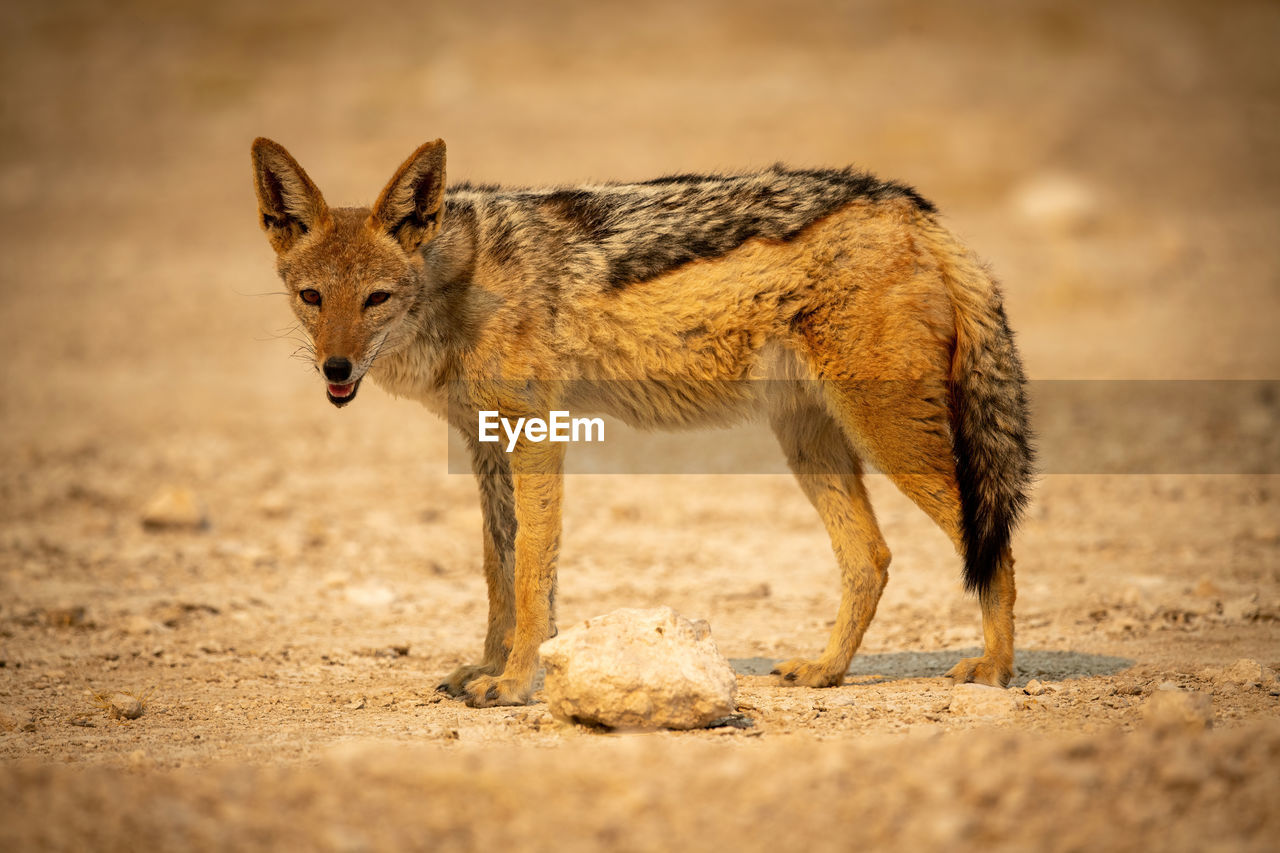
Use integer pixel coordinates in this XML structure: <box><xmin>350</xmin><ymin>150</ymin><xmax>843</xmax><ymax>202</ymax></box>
<box><xmin>947</xmin><ymin>303</ymin><xmax>1034</xmax><ymax>597</ymax></box>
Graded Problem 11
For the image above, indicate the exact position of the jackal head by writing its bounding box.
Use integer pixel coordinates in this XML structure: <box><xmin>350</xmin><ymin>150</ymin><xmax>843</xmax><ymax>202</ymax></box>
<box><xmin>251</xmin><ymin>138</ymin><xmax>446</xmax><ymax>407</ymax></box>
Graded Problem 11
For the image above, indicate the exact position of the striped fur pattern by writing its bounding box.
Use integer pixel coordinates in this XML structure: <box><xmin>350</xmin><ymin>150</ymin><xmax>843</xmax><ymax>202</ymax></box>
<box><xmin>445</xmin><ymin>166</ymin><xmax>934</xmax><ymax>291</ymax></box>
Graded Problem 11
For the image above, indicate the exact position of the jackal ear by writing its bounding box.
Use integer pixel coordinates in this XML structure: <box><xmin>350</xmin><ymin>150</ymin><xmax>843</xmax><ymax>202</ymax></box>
<box><xmin>251</xmin><ymin>138</ymin><xmax>331</xmax><ymax>254</ymax></box>
<box><xmin>369</xmin><ymin>140</ymin><xmax>446</xmax><ymax>254</ymax></box>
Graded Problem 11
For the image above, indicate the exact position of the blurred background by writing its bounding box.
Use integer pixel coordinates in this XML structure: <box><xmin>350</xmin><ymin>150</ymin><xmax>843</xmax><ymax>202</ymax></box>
<box><xmin>2</xmin><ymin>1</ymin><xmax>1279</xmax><ymax>846</ymax></box>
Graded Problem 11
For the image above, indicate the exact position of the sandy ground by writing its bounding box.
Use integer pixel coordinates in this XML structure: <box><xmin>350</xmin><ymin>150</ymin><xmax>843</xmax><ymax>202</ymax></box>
<box><xmin>1</xmin><ymin>0</ymin><xmax>1278</xmax><ymax>849</ymax></box>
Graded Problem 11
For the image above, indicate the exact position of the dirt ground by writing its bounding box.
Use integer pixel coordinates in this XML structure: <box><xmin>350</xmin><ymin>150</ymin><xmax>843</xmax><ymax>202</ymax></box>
<box><xmin>1</xmin><ymin>0</ymin><xmax>1278</xmax><ymax>850</ymax></box>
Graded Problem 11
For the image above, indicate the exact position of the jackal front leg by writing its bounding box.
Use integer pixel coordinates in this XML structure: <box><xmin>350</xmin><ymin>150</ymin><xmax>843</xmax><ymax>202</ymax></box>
<box><xmin>464</xmin><ymin>440</ymin><xmax>563</xmax><ymax>708</ymax></box>
<box><xmin>439</xmin><ymin>435</ymin><xmax>517</xmax><ymax>697</ymax></box>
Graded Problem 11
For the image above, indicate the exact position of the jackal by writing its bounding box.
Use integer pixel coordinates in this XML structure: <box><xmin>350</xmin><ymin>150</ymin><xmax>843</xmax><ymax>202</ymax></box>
<box><xmin>251</xmin><ymin>138</ymin><xmax>1033</xmax><ymax>707</ymax></box>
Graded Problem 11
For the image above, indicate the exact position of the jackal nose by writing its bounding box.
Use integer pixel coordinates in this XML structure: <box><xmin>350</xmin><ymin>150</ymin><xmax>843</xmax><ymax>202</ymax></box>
<box><xmin>323</xmin><ymin>357</ymin><xmax>352</xmax><ymax>382</ymax></box>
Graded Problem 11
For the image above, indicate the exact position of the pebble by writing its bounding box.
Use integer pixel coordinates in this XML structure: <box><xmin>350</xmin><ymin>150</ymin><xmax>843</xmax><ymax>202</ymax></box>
<box><xmin>123</xmin><ymin>614</ymin><xmax>161</xmax><ymax>635</ymax></box>
<box><xmin>1192</xmin><ymin>577</ymin><xmax>1221</xmax><ymax>599</ymax></box>
<box><xmin>42</xmin><ymin>606</ymin><xmax>88</xmax><ymax>628</ymax></box>
<box><xmin>1220</xmin><ymin>597</ymin><xmax>1259</xmax><ymax>624</ymax></box>
<box><xmin>0</xmin><ymin>708</ymin><xmax>23</xmax><ymax>732</ymax></box>
<box><xmin>1010</xmin><ymin>173</ymin><xmax>1099</xmax><ymax>232</ymax></box>
<box><xmin>1216</xmin><ymin>659</ymin><xmax>1273</xmax><ymax>689</ymax></box>
<box><xmin>344</xmin><ymin>584</ymin><xmax>397</xmax><ymax>608</ymax></box>
<box><xmin>355</xmin><ymin>645</ymin><xmax>410</xmax><ymax>659</ymax></box>
<box><xmin>105</xmin><ymin>693</ymin><xmax>145</xmax><ymax>720</ymax></box>
<box><xmin>256</xmin><ymin>490</ymin><xmax>290</xmax><ymax>518</ymax></box>
<box><xmin>141</xmin><ymin>487</ymin><xmax>209</xmax><ymax>531</ymax></box>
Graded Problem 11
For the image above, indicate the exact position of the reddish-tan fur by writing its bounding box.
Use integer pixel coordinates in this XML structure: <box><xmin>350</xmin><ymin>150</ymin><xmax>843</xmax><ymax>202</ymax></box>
<box><xmin>252</xmin><ymin>139</ymin><xmax>1032</xmax><ymax>706</ymax></box>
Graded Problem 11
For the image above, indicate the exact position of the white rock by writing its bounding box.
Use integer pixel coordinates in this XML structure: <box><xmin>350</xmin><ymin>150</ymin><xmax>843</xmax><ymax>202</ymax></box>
<box><xmin>141</xmin><ymin>487</ymin><xmax>208</xmax><ymax>531</ymax></box>
<box><xmin>539</xmin><ymin>607</ymin><xmax>737</xmax><ymax>730</ymax></box>
<box><xmin>1010</xmin><ymin>173</ymin><xmax>1099</xmax><ymax>232</ymax></box>
<box><xmin>1142</xmin><ymin>689</ymin><xmax>1212</xmax><ymax>734</ymax></box>
<box><xmin>948</xmin><ymin>683</ymin><xmax>1017</xmax><ymax>717</ymax></box>
<box><xmin>344</xmin><ymin>584</ymin><xmax>397</xmax><ymax>608</ymax></box>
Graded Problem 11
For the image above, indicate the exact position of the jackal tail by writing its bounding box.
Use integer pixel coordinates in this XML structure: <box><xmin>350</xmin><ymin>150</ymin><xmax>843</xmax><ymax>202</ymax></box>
<box><xmin>931</xmin><ymin>226</ymin><xmax>1035</xmax><ymax>598</ymax></box>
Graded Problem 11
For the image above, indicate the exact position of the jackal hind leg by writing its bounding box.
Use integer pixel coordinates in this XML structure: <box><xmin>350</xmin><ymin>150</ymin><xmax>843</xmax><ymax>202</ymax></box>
<box><xmin>439</xmin><ymin>436</ymin><xmax>517</xmax><ymax>698</ymax></box>
<box><xmin>828</xmin><ymin>380</ymin><xmax>1016</xmax><ymax>688</ymax></box>
<box><xmin>769</xmin><ymin>403</ymin><xmax>890</xmax><ymax>688</ymax></box>
<box><xmin>943</xmin><ymin>549</ymin><xmax>1016</xmax><ymax>688</ymax></box>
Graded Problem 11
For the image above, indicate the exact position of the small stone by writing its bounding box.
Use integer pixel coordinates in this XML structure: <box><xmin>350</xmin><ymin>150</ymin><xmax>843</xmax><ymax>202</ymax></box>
<box><xmin>1192</xmin><ymin>577</ymin><xmax>1221</xmax><ymax>599</ymax></box>
<box><xmin>1010</xmin><ymin>173</ymin><xmax>1099</xmax><ymax>232</ymax></box>
<box><xmin>42</xmin><ymin>606</ymin><xmax>88</xmax><ymax>628</ymax></box>
<box><xmin>152</xmin><ymin>601</ymin><xmax>219</xmax><ymax>628</ymax></box>
<box><xmin>1217</xmin><ymin>659</ymin><xmax>1272</xmax><ymax>689</ymax></box>
<box><xmin>706</xmin><ymin>714</ymin><xmax>755</xmax><ymax>729</ymax></box>
<box><xmin>141</xmin><ymin>487</ymin><xmax>209</xmax><ymax>531</ymax></box>
<box><xmin>1024</xmin><ymin>679</ymin><xmax>1047</xmax><ymax>696</ymax></box>
<box><xmin>1142</xmin><ymin>689</ymin><xmax>1212</xmax><ymax>734</ymax></box>
<box><xmin>355</xmin><ymin>645</ymin><xmax>409</xmax><ymax>659</ymax></box>
<box><xmin>256</xmin><ymin>490</ymin><xmax>290</xmax><ymax>518</ymax></box>
<box><xmin>1117</xmin><ymin>586</ymin><xmax>1158</xmax><ymax>618</ymax></box>
<box><xmin>816</xmin><ymin>693</ymin><xmax>858</xmax><ymax>709</ymax></box>
<box><xmin>539</xmin><ymin>606</ymin><xmax>737</xmax><ymax>730</ymax></box>
<box><xmin>104</xmin><ymin>693</ymin><xmax>145</xmax><ymax>720</ymax></box>
<box><xmin>344</xmin><ymin>584</ymin><xmax>396</xmax><ymax>608</ymax></box>
<box><xmin>948</xmin><ymin>683</ymin><xmax>1017</xmax><ymax>717</ymax></box>
<box><xmin>122</xmin><ymin>614</ymin><xmax>161</xmax><ymax>635</ymax></box>
<box><xmin>1221</xmin><ymin>597</ymin><xmax>1259</xmax><ymax>624</ymax></box>
<box><xmin>0</xmin><ymin>708</ymin><xmax>22</xmax><ymax>732</ymax></box>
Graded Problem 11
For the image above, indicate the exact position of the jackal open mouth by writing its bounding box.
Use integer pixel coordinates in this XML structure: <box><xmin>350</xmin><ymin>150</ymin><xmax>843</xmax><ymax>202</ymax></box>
<box><xmin>326</xmin><ymin>377</ymin><xmax>362</xmax><ymax>407</ymax></box>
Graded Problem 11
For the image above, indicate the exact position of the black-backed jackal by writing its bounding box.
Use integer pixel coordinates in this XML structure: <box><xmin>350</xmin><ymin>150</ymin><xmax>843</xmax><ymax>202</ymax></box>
<box><xmin>251</xmin><ymin>138</ymin><xmax>1034</xmax><ymax>707</ymax></box>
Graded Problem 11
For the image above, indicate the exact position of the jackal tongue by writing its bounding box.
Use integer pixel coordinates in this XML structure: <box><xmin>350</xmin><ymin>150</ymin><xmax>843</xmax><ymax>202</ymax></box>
<box><xmin>327</xmin><ymin>382</ymin><xmax>355</xmax><ymax>398</ymax></box>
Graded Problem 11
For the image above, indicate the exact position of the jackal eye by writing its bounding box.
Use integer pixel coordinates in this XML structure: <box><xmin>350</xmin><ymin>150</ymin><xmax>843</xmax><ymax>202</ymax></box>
<box><xmin>365</xmin><ymin>291</ymin><xmax>391</xmax><ymax>307</ymax></box>
<box><xmin>299</xmin><ymin>289</ymin><xmax>321</xmax><ymax>306</ymax></box>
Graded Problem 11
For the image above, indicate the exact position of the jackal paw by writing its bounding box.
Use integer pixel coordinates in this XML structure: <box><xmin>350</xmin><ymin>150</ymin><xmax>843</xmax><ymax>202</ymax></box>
<box><xmin>771</xmin><ymin>658</ymin><xmax>846</xmax><ymax>688</ymax></box>
<box><xmin>437</xmin><ymin>662</ymin><xmax>501</xmax><ymax>698</ymax></box>
<box><xmin>945</xmin><ymin>655</ymin><xmax>1012</xmax><ymax>688</ymax></box>
<box><xmin>463</xmin><ymin>674</ymin><xmax>533</xmax><ymax>708</ymax></box>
